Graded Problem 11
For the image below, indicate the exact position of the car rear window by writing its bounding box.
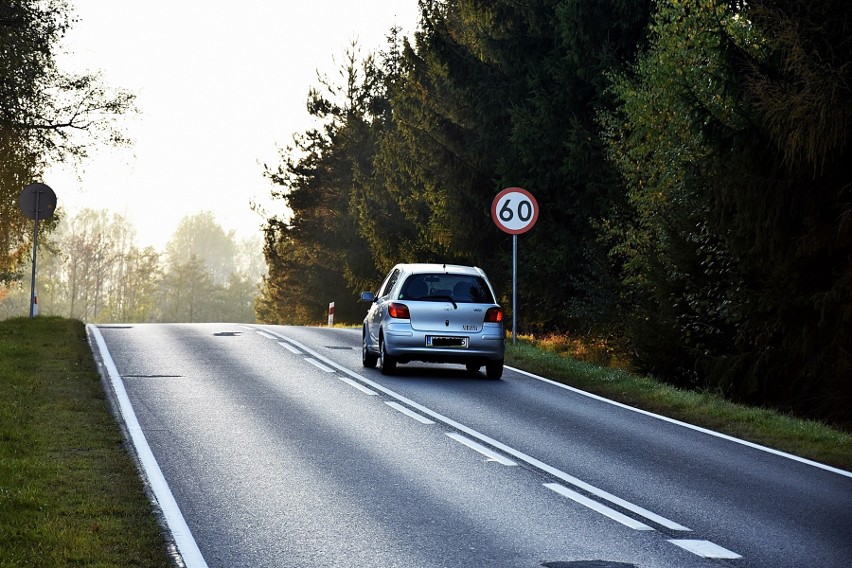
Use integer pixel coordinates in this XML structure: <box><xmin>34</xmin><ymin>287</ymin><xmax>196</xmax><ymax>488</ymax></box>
<box><xmin>399</xmin><ymin>274</ymin><xmax>495</xmax><ymax>304</ymax></box>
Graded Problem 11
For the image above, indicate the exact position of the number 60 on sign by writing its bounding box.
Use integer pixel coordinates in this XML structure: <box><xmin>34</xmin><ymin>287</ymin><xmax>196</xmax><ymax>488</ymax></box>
<box><xmin>491</xmin><ymin>187</ymin><xmax>538</xmax><ymax>234</ymax></box>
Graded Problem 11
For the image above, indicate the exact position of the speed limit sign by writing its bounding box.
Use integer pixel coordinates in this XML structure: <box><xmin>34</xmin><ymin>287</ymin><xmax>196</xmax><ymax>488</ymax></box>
<box><xmin>491</xmin><ymin>187</ymin><xmax>538</xmax><ymax>345</ymax></box>
<box><xmin>491</xmin><ymin>187</ymin><xmax>538</xmax><ymax>234</ymax></box>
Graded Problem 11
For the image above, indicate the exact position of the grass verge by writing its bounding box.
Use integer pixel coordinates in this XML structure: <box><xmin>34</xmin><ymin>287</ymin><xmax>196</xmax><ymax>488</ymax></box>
<box><xmin>506</xmin><ymin>337</ymin><xmax>852</xmax><ymax>471</ymax></box>
<box><xmin>0</xmin><ymin>317</ymin><xmax>172</xmax><ymax>568</ymax></box>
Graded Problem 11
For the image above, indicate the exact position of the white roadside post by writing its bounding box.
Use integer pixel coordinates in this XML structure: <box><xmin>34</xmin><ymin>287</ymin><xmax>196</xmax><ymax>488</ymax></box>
<box><xmin>490</xmin><ymin>187</ymin><xmax>539</xmax><ymax>344</ymax></box>
<box><xmin>327</xmin><ymin>302</ymin><xmax>335</xmax><ymax>326</ymax></box>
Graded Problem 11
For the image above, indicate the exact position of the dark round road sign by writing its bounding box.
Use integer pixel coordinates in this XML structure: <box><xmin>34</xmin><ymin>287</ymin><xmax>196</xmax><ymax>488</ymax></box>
<box><xmin>19</xmin><ymin>183</ymin><xmax>57</xmax><ymax>220</ymax></box>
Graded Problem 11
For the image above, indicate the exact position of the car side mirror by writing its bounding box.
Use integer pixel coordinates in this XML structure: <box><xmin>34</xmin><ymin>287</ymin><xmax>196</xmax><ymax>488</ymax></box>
<box><xmin>360</xmin><ymin>291</ymin><xmax>376</xmax><ymax>303</ymax></box>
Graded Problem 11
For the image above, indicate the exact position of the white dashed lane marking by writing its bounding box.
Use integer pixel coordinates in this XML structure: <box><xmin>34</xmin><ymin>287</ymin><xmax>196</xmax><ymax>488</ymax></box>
<box><xmin>304</xmin><ymin>358</ymin><xmax>335</xmax><ymax>373</ymax></box>
<box><xmin>386</xmin><ymin>401</ymin><xmax>435</xmax><ymax>424</ymax></box>
<box><xmin>338</xmin><ymin>376</ymin><xmax>377</xmax><ymax>395</ymax></box>
<box><xmin>446</xmin><ymin>433</ymin><xmax>518</xmax><ymax>466</ymax></box>
<box><xmin>277</xmin><ymin>341</ymin><xmax>302</xmax><ymax>354</ymax></box>
<box><xmin>669</xmin><ymin>539</ymin><xmax>742</xmax><ymax>559</ymax></box>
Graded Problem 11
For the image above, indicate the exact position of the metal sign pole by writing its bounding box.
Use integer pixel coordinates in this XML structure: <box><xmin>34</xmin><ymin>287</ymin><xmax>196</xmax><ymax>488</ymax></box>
<box><xmin>29</xmin><ymin>190</ymin><xmax>41</xmax><ymax>319</ymax></box>
<box><xmin>512</xmin><ymin>234</ymin><xmax>517</xmax><ymax>345</ymax></box>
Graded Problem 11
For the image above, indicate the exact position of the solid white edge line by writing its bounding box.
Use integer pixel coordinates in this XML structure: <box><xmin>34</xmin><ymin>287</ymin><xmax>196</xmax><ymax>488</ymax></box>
<box><xmin>386</xmin><ymin>401</ymin><xmax>435</xmax><ymax>424</ymax></box>
<box><xmin>508</xmin><ymin>365</ymin><xmax>852</xmax><ymax>479</ymax></box>
<box><xmin>544</xmin><ymin>483</ymin><xmax>653</xmax><ymax>531</ymax></box>
<box><xmin>446</xmin><ymin>433</ymin><xmax>517</xmax><ymax>466</ymax></box>
<box><xmin>88</xmin><ymin>325</ymin><xmax>209</xmax><ymax>568</ymax></box>
<box><xmin>263</xmin><ymin>328</ymin><xmax>689</xmax><ymax>531</ymax></box>
<box><xmin>256</xmin><ymin>330</ymin><xmax>276</xmax><ymax>340</ymax></box>
<box><xmin>669</xmin><ymin>539</ymin><xmax>742</xmax><ymax>559</ymax></box>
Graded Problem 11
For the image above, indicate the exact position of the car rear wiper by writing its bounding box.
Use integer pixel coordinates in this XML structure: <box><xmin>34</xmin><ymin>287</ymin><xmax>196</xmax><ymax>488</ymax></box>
<box><xmin>423</xmin><ymin>295</ymin><xmax>457</xmax><ymax>309</ymax></box>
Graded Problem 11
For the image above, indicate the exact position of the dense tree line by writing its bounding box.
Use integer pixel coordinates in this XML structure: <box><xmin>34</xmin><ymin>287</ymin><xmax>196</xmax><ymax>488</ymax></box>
<box><xmin>1</xmin><ymin>210</ymin><xmax>265</xmax><ymax>323</ymax></box>
<box><xmin>1</xmin><ymin>0</ymin><xmax>134</xmax><ymax>285</ymax></box>
<box><xmin>260</xmin><ymin>0</ymin><xmax>851</xmax><ymax>426</ymax></box>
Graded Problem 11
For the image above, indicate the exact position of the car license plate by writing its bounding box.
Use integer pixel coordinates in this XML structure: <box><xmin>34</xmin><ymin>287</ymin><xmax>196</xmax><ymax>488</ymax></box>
<box><xmin>426</xmin><ymin>336</ymin><xmax>468</xmax><ymax>348</ymax></box>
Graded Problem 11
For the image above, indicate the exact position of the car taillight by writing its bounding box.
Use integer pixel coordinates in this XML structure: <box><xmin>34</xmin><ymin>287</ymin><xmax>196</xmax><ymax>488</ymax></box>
<box><xmin>387</xmin><ymin>302</ymin><xmax>410</xmax><ymax>319</ymax></box>
<box><xmin>485</xmin><ymin>307</ymin><xmax>504</xmax><ymax>323</ymax></box>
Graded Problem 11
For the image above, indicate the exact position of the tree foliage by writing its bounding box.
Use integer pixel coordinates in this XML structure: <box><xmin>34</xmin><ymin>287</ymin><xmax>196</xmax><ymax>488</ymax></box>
<box><xmin>166</xmin><ymin>211</ymin><xmax>237</xmax><ymax>286</ymax></box>
<box><xmin>602</xmin><ymin>0</ymin><xmax>851</xmax><ymax>422</ymax></box>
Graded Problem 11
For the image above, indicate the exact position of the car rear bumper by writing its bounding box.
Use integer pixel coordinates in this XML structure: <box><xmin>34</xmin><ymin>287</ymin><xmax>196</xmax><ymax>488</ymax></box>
<box><xmin>383</xmin><ymin>323</ymin><xmax>504</xmax><ymax>363</ymax></box>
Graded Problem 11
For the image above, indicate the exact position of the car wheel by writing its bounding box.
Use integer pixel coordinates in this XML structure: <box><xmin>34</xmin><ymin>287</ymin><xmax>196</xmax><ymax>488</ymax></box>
<box><xmin>379</xmin><ymin>334</ymin><xmax>397</xmax><ymax>375</ymax></box>
<box><xmin>485</xmin><ymin>358</ymin><xmax>503</xmax><ymax>380</ymax></box>
<box><xmin>465</xmin><ymin>363</ymin><xmax>481</xmax><ymax>374</ymax></box>
<box><xmin>362</xmin><ymin>329</ymin><xmax>378</xmax><ymax>368</ymax></box>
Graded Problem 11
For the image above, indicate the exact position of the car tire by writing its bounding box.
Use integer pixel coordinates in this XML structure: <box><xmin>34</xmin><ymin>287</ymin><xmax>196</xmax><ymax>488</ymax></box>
<box><xmin>485</xmin><ymin>358</ymin><xmax>503</xmax><ymax>380</ymax></box>
<box><xmin>466</xmin><ymin>363</ymin><xmax>481</xmax><ymax>374</ymax></box>
<box><xmin>379</xmin><ymin>334</ymin><xmax>396</xmax><ymax>375</ymax></box>
<box><xmin>362</xmin><ymin>329</ymin><xmax>378</xmax><ymax>368</ymax></box>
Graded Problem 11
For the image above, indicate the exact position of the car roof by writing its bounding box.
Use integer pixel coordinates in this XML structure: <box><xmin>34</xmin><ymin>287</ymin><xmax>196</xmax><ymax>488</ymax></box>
<box><xmin>395</xmin><ymin>263</ymin><xmax>486</xmax><ymax>277</ymax></box>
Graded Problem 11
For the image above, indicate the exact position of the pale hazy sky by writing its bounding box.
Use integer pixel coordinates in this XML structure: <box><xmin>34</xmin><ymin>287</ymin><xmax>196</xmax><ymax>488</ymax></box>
<box><xmin>44</xmin><ymin>1</ymin><xmax>420</xmax><ymax>249</ymax></box>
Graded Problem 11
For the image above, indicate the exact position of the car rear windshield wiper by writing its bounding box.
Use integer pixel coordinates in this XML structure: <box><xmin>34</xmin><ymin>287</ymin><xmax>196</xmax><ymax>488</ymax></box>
<box><xmin>422</xmin><ymin>295</ymin><xmax>457</xmax><ymax>309</ymax></box>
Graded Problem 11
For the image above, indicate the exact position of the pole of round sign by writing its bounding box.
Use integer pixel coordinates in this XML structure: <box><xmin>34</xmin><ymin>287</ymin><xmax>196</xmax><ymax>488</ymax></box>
<box><xmin>29</xmin><ymin>190</ymin><xmax>40</xmax><ymax>319</ymax></box>
<box><xmin>512</xmin><ymin>234</ymin><xmax>517</xmax><ymax>345</ymax></box>
<box><xmin>490</xmin><ymin>187</ymin><xmax>538</xmax><ymax>346</ymax></box>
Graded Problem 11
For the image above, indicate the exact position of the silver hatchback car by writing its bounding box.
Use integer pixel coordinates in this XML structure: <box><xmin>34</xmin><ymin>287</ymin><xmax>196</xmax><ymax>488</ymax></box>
<box><xmin>361</xmin><ymin>263</ymin><xmax>505</xmax><ymax>379</ymax></box>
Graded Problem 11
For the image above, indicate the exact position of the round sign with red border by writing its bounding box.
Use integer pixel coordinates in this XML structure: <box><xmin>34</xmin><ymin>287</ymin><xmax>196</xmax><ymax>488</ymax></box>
<box><xmin>491</xmin><ymin>187</ymin><xmax>538</xmax><ymax>234</ymax></box>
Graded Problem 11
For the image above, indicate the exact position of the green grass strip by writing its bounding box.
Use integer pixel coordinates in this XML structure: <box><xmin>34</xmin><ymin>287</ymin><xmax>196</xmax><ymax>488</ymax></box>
<box><xmin>0</xmin><ymin>317</ymin><xmax>172</xmax><ymax>568</ymax></box>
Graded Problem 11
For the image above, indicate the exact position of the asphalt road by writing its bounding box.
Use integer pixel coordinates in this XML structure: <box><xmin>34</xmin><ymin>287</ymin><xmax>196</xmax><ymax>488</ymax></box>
<box><xmin>89</xmin><ymin>323</ymin><xmax>852</xmax><ymax>568</ymax></box>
